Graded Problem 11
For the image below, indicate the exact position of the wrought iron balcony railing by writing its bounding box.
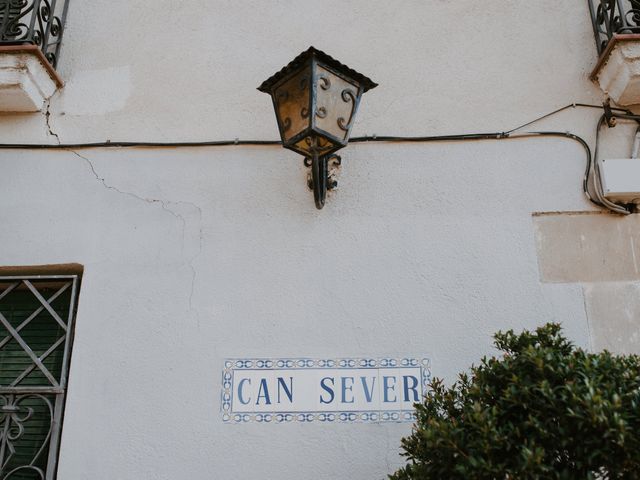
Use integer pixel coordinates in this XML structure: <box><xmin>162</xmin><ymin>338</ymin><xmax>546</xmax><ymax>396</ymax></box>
<box><xmin>589</xmin><ymin>0</ymin><xmax>640</xmax><ymax>55</ymax></box>
<box><xmin>0</xmin><ymin>0</ymin><xmax>69</xmax><ymax>68</ymax></box>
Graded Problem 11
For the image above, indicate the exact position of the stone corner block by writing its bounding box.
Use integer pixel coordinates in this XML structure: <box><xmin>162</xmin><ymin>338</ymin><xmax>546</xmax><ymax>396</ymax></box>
<box><xmin>584</xmin><ymin>282</ymin><xmax>640</xmax><ymax>355</ymax></box>
<box><xmin>533</xmin><ymin>212</ymin><xmax>640</xmax><ymax>283</ymax></box>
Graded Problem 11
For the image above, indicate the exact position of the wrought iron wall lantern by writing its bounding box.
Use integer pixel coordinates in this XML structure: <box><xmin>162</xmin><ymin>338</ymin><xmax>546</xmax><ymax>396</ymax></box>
<box><xmin>258</xmin><ymin>47</ymin><xmax>377</xmax><ymax>209</ymax></box>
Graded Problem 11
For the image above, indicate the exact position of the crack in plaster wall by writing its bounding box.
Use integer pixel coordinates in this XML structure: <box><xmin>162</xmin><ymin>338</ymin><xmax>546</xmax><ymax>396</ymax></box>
<box><xmin>69</xmin><ymin>149</ymin><xmax>203</xmax><ymax>316</ymax></box>
<box><xmin>44</xmin><ymin>101</ymin><xmax>204</xmax><ymax>319</ymax></box>
<box><xmin>581</xmin><ymin>286</ymin><xmax>594</xmax><ymax>351</ymax></box>
<box><xmin>44</xmin><ymin>99</ymin><xmax>61</xmax><ymax>144</ymax></box>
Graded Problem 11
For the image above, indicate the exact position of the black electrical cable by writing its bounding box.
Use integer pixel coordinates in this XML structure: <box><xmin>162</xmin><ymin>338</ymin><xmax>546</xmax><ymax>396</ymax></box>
<box><xmin>0</xmin><ymin>102</ymin><xmax>629</xmax><ymax>150</ymax></box>
<box><xmin>349</xmin><ymin>129</ymin><xmax>599</xmax><ymax>210</ymax></box>
<box><xmin>0</xmin><ymin>101</ymin><xmax>635</xmax><ymax>212</ymax></box>
<box><xmin>0</xmin><ymin>139</ymin><xmax>282</xmax><ymax>149</ymax></box>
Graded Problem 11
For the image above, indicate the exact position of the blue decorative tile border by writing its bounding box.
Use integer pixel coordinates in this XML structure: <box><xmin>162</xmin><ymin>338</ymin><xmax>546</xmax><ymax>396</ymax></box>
<box><xmin>221</xmin><ymin>357</ymin><xmax>431</xmax><ymax>424</ymax></box>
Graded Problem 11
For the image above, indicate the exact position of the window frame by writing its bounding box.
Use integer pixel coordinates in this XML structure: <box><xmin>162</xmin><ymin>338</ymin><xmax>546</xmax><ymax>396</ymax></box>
<box><xmin>0</xmin><ymin>272</ymin><xmax>80</xmax><ymax>480</ymax></box>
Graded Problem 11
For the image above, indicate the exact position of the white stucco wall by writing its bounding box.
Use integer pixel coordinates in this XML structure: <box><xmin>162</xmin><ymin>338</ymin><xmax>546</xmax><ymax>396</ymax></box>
<box><xmin>0</xmin><ymin>1</ymin><xmax>637</xmax><ymax>479</ymax></box>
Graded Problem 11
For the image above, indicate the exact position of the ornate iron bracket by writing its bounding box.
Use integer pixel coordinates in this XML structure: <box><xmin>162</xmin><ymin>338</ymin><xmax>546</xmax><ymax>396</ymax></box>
<box><xmin>304</xmin><ymin>153</ymin><xmax>342</xmax><ymax>209</ymax></box>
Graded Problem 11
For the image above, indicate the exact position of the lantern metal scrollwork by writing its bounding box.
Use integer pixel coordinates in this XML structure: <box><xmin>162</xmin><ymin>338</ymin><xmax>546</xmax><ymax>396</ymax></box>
<box><xmin>258</xmin><ymin>47</ymin><xmax>377</xmax><ymax>209</ymax></box>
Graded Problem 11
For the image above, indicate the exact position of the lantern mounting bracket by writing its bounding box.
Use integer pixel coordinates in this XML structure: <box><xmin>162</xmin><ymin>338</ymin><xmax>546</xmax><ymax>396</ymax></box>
<box><xmin>304</xmin><ymin>153</ymin><xmax>341</xmax><ymax>209</ymax></box>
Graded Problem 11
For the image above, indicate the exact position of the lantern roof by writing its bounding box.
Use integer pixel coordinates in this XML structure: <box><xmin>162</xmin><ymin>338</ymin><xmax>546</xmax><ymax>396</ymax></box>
<box><xmin>257</xmin><ymin>46</ymin><xmax>378</xmax><ymax>94</ymax></box>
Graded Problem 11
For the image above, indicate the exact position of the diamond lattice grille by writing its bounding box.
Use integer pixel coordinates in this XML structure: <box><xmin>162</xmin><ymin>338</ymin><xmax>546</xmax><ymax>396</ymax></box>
<box><xmin>0</xmin><ymin>275</ymin><xmax>79</xmax><ymax>480</ymax></box>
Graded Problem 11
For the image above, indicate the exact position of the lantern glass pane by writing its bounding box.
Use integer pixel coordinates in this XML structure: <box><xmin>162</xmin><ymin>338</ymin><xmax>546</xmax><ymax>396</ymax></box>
<box><xmin>314</xmin><ymin>65</ymin><xmax>360</xmax><ymax>142</ymax></box>
<box><xmin>273</xmin><ymin>69</ymin><xmax>311</xmax><ymax>143</ymax></box>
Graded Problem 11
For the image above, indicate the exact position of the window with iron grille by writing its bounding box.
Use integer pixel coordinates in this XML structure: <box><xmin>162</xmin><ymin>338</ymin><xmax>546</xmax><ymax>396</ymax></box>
<box><xmin>0</xmin><ymin>274</ymin><xmax>80</xmax><ymax>480</ymax></box>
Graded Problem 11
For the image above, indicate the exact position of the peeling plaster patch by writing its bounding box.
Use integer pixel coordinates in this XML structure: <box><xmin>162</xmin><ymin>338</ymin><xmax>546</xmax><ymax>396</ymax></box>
<box><xmin>631</xmin><ymin>237</ymin><xmax>639</xmax><ymax>275</ymax></box>
<box><xmin>58</xmin><ymin>66</ymin><xmax>131</xmax><ymax>115</ymax></box>
<box><xmin>584</xmin><ymin>282</ymin><xmax>640</xmax><ymax>354</ymax></box>
<box><xmin>533</xmin><ymin>212</ymin><xmax>640</xmax><ymax>283</ymax></box>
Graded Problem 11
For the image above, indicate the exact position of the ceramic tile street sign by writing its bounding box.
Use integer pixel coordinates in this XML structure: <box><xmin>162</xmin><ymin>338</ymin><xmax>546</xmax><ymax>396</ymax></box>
<box><xmin>221</xmin><ymin>357</ymin><xmax>431</xmax><ymax>423</ymax></box>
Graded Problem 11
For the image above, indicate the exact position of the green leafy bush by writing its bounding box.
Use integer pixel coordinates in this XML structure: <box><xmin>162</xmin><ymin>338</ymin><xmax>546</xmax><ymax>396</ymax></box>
<box><xmin>390</xmin><ymin>323</ymin><xmax>640</xmax><ymax>479</ymax></box>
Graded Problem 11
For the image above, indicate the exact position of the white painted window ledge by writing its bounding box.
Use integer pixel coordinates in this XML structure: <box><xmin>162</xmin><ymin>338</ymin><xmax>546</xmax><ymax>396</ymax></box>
<box><xmin>592</xmin><ymin>34</ymin><xmax>640</xmax><ymax>107</ymax></box>
<box><xmin>0</xmin><ymin>45</ymin><xmax>63</xmax><ymax>113</ymax></box>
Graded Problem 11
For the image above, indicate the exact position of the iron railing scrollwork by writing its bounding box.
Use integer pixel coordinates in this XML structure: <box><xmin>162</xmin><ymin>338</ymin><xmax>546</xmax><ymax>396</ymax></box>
<box><xmin>0</xmin><ymin>0</ymin><xmax>69</xmax><ymax>68</ymax></box>
<box><xmin>0</xmin><ymin>394</ymin><xmax>54</xmax><ymax>480</ymax></box>
<box><xmin>589</xmin><ymin>0</ymin><xmax>640</xmax><ymax>55</ymax></box>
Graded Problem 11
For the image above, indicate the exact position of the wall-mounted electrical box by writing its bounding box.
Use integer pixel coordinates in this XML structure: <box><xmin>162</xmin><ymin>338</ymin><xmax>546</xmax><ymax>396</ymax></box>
<box><xmin>598</xmin><ymin>158</ymin><xmax>640</xmax><ymax>204</ymax></box>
